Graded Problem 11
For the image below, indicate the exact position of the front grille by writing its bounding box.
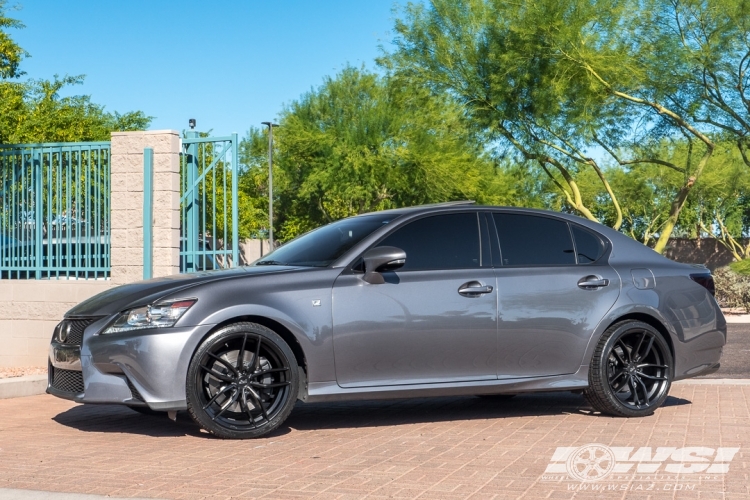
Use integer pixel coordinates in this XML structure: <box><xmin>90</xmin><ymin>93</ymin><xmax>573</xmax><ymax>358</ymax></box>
<box><xmin>58</xmin><ymin>317</ymin><xmax>99</xmax><ymax>346</ymax></box>
<box><xmin>126</xmin><ymin>378</ymin><xmax>144</xmax><ymax>402</ymax></box>
<box><xmin>51</xmin><ymin>366</ymin><xmax>84</xmax><ymax>393</ymax></box>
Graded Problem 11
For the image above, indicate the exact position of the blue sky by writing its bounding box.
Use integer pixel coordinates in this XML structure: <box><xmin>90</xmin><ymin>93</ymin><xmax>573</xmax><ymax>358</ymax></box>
<box><xmin>12</xmin><ymin>1</ymin><xmax>406</xmax><ymax>137</ymax></box>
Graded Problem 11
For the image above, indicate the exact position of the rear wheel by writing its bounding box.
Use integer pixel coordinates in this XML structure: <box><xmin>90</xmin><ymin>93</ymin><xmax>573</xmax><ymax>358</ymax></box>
<box><xmin>585</xmin><ymin>321</ymin><xmax>672</xmax><ymax>417</ymax></box>
<box><xmin>186</xmin><ymin>322</ymin><xmax>299</xmax><ymax>439</ymax></box>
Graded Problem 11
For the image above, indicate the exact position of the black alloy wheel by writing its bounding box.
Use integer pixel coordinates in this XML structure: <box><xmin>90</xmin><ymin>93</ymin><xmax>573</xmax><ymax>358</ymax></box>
<box><xmin>187</xmin><ymin>322</ymin><xmax>299</xmax><ymax>438</ymax></box>
<box><xmin>585</xmin><ymin>320</ymin><xmax>672</xmax><ymax>417</ymax></box>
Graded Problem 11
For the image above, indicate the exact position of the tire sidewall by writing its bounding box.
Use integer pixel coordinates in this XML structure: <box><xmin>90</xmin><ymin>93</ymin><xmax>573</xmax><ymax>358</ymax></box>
<box><xmin>186</xmin><ymin>322</ymin><xmax>299</xmax><ymax>439</ymax></box>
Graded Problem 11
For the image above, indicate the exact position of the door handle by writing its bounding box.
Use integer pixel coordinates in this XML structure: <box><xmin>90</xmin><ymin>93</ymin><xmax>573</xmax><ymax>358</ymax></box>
<box><xmin>578</xmin><ymin>275</ymin><xmax>610</xmax><ymax>290</ymax></box>
<box><xmin>458</xmin><ymin>281</ymin><xmax>494</xmax><ymax>297</ymax></box>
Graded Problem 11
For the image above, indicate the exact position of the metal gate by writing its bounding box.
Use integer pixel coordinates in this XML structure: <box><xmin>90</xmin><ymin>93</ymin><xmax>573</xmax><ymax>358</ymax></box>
<box><xmin>180</xmin><ymin>133</ymin><xmax>240</xmax><ymax>273</ymax></box>
<box><xmin>0</xmin><ymin>142</ymin><xmax>111</xmax><ymax>279</ymax></box>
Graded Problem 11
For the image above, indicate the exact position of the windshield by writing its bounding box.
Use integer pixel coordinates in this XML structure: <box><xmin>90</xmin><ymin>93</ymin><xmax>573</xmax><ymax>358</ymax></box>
<box><xmin>254</xmin><ymin>214</ymin><xmax>397</xmax><ymax>267</ymax></box>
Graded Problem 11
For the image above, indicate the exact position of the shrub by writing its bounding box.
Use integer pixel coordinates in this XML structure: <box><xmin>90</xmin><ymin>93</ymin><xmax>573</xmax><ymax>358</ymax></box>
<box><xmin>729</xmin><ymin>259</ymin><xmax>750</xmax><ymax>276</ymax></box>
<box><xmin>713</xmin><ymin>266</ymin><xmax>750</xmax><ymax>312</ymax></box>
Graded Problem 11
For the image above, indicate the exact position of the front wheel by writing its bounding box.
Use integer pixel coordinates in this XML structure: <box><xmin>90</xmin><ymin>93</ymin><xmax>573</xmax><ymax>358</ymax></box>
<box><xmin>186</xmin><ymin>322</ymin><xmax>299</xmax><ymax>439</ymax></box>
<box><xmin>585</xmin><ymin>321</ymin><xmax>672</xmax><ymax>417</ymax></box>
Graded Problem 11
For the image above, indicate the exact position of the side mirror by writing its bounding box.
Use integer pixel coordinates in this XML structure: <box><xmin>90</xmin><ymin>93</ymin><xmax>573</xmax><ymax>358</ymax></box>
<box><xmin>362</xmin><ymin>246</ymin><xmax>406</xmax><ymax>284</ymax></box>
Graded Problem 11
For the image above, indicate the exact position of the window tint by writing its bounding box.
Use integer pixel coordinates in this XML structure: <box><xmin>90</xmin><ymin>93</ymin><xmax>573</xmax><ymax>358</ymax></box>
<box><xmin>572</xmin><ymin>226</ymin><xmax>605</xmax><ymax>264</ymax></box>
<box><xmin>255</xmin><ymin>214</ymin><xmax>395</xmax><ymax>267</ymax></box>
<box><xmin>493</xmin><ymin>213</ymin><xmax>575</xmax><ymax>266</ymax></box>
<box><xmin>377</xmin><ymin>213</ymin><xmax>480</xmax><ymax>270</ymax></box>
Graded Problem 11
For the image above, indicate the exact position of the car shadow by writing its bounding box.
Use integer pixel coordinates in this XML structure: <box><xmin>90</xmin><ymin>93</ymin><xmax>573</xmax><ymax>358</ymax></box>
<box><xmin>52</xmin><ymin>392</ymin><xmax>692</xmax><ymax>438</ymax></box>
<box><xmin>282</xmin><ymin>392</ymin><xmax>693</xmax><ymax>432</ymax></box>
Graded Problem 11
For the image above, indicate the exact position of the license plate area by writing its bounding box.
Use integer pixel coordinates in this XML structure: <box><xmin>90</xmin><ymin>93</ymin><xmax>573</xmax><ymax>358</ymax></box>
<box><xmin>49</xmin><ymin>344</ymin><xmax>82</xmax><ymax>371</ymax></box>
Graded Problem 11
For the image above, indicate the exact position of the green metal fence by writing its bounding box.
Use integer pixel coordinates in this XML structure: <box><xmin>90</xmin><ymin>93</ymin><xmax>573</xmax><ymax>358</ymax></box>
<box><xmin>180</xmin><ymin>133</ymin><xmax>239</xmax><ymax>273</ymax></box>
<box><xmin>0</xmin><ymin>142</ymin><xmax>111</xmax><ymax>279</ymax></box>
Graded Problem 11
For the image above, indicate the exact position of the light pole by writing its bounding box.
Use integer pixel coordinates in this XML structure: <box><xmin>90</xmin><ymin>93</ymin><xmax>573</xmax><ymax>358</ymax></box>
<box><xmin>261</xmin><ymin>121</ymin><xmax>278</xmax><ymax>249</ymax></box>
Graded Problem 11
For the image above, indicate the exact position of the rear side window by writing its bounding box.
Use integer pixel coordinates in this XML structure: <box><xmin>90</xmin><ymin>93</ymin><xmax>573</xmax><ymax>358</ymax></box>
<box><xmin>377</xmin><ymin>213</ymin><xmax>480</xmax><ymax>270</ymax></box>
<box><xmin>571</xmin><ymin>225</ymin><xmax>605</xmax><ymax>264</ymax></box>
<box><xmin>493</xmin><ymin>213</ymin><xmax>575</xmax><ymax>266</ymax></box>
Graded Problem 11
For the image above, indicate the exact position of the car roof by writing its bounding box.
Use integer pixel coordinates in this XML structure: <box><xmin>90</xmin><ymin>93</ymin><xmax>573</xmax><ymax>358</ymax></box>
<box><xmin>357</xmin><ymin>201</ymin><xmax>596</xmax><ymax>226</ymax></box>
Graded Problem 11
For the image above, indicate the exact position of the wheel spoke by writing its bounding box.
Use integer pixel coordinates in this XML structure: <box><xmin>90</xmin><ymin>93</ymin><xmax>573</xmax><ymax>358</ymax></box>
<box><xmin>246</xmin><ymin>388</ymin><xmax>269</xmax><ymax>421</ymax></box>
<box><xmin>201</xmin><ymin>365</ymin><xmax>234</xmax><ymax>383</ymax></box>
<box><xmin>633</xmin><ymin>332</ymin><xmax>647</xmax><ymax>362</ymax></box>
<box><xmin>211</xmin><ymin>389</ymin><xmax>239</xmax><ymax>421</ymax></box>
<box><xmin>253</xmin><ymin>336</ymin><xmax>262</xmax><ymax>371</ymax></box>
<box><xmin>614</xmin><ymin>376</ymin><xmax>630</xmax><ymax>393</ymax></box>
<box><xmin>239</xmin><ymin>389</ymin><xmax>257</xmax><ymax>428</ymax></box>
<box><xmin>616</xmin><ymin>340</ymin><xmax>632</xmax><ymax>364</ymax></box>
<box><xmin>629</xmin><ymin>377</ymin><xmax>641</xmax><ymax>406</ymax></box>
<box><xmin>249</xmin><ymin>367</ymin><xmax>289</xmax><ymax>378</ymax></box>
<box><xmin>609</xmin><ymin>370</ymin><xmax>627</xmax><ymax>386</ymax></box>
<box><xmin>202</xmin><ymin>384</ymin><xmax>235</xmax><ymax>410</ymax></box>
<box><xmin>237</xmin><ymin>333</ymin><xmax>248</xmax><ymax>371</ymax></box>
<box><xmin>635</xmin><ymin>376</ymin><xmax>651</xmax><ymax>405</ymax></box>
<box><xmin>249</xmin><ymin>381</ymin><xmax>290</xmax><ymax>389</ymax></box>
<box><xmin>637</xmin><ymin>336</ymin><xmax>655</xmax><ymax>363</ymax></box>
<box><xmin>636</xmin><ymin>371</ymin><xmax>667</xmax><ymax>381</ymax></box>
<box><xmin>206</xmin><ymin>352</ymin><xmax>238</xmax><ymax>376</ymax></box>
<box><xmin>637</xmin><ymin>364</ymin><xmax>668</xmax><ymax>369</ymax></box>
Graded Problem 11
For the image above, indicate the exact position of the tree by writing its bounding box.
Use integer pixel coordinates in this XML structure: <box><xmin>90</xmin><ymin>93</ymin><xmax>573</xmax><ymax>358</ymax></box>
<box><xmin>0</xmin><ymin>76</ymin><xmax>151</xmax><ymax>143</ymax></box>
<box><xmin>240</xmin><ymin>67</ymin><xmax>519</xmax><ymax>241</ymax></box>
<box><xmin>387</xmin><ymin>0</ymin><xmax>732</xmax><ymax>253</ymax></box>
<box><xmin>0</xmin><ymin>0</ymin><xmax>26</xmax><ymax>79</ymax></box>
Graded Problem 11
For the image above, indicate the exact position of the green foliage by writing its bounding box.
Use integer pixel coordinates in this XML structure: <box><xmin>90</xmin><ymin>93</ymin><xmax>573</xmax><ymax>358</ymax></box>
<box><xmin>0</xmin><ymin>0</ymin><xmax>26</xmax><ymax>79</ymax></box>
<box><xmin>0</xmin><ymin>76</ymin><xmax>152</xmax><ymax>143</ymax></box>
<box><xmin>239</xmin><ymin>67</ymin><xmax>518</xmax><ymax>241</ymax></box>
<box><xmin>386</xmin><ymin>0</ymin><xmax>750</xmax><ymax>253</ymax></box>
<box><xmin>730</xmin><ymin>260</ymin><xmax>750</xmax><ymax>276</ymax></box>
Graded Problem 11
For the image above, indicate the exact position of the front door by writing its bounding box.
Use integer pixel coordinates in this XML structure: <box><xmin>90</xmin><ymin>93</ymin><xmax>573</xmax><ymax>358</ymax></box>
<box><xmin>332</xmin><ymin>212</ymin><xmax>498</xmax><ymax>387</ymax></box>
<box><xmin>491</xmin><ymin>212</ymin><xmax>621</xmax><ymax>378</ymax></box>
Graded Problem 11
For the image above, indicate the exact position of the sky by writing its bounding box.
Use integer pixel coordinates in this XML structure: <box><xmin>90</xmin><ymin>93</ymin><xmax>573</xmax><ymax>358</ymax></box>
<box><xmin>11</xmin><ymin>0</ymin><xmax>406</xmax><ymax>137</ymax></box>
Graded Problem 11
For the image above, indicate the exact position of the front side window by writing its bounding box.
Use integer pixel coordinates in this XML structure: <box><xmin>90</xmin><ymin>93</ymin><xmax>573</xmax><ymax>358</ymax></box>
<box><xmin>493</xmin><ymin>213</ymin><xmax>575</xmax><ymax>266</ymax></box>
<box><xmin>255</xmin><ymin>214</ymin><xmax>396</xmax><ymax>267</ymax></box>
<box><xmin>377</xmin><ymin>213</ymin><xmax>480</xmax><ymax>271</ymax></box>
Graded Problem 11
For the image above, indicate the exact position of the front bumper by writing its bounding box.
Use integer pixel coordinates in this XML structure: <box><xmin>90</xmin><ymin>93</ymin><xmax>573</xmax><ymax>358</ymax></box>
<box><xmin>47</xmin><ymin>320</ymin><xmax>215</xmax><ymax>411</ymax></box>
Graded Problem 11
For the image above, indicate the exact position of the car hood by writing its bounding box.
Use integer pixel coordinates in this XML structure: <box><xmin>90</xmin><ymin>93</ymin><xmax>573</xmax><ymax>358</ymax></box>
<box><xmin>66</xmin><ymin>266</ymin><xmax>302</xmax><ymax>317</ymax></box>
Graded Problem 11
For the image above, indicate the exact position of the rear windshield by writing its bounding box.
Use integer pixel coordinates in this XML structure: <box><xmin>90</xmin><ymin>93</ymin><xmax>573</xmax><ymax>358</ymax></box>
<box><xmin>254</xmin><ymin>215</ymin><xmax>396</xmax><ymax>267</ymax></box>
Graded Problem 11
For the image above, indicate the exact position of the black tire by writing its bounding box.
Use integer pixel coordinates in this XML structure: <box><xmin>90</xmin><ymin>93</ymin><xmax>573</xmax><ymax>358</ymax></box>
<box><xmin>128</xmin><ymin>406</ymin><xmax>163</xmax><ymax>416</ymax></box>
<box><xmin>186</xmin><ymin>322</ymin><xmax>299</xmax><ymax>439</ymax></box>
<box><xmin>585</xmin><ymin>320</ymin><xmax>672</xmax><ymax>417</ymax></box>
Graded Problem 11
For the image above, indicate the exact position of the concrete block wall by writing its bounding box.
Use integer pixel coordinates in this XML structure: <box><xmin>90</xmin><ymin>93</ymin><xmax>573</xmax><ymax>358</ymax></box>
<box><xmin>0</xmin><ymin>130</ymin><xmax>183</xmax><ymax>368</ymax></box>
<box><xmin>110</xmin><ymin>130</ymin><xmax>181</xmax><ymax>284</ymax></box>
<box><xmin>0</xmin><ymin>280</ymin><xmax>112</xmax><ymax>367</ymax></box>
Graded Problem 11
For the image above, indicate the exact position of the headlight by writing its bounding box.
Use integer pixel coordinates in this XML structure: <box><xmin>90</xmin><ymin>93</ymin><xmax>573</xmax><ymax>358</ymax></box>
<box><xmin>103</xmin><ymin>299</ymin><xmax>196</xmax><ymax>334</ymax></box>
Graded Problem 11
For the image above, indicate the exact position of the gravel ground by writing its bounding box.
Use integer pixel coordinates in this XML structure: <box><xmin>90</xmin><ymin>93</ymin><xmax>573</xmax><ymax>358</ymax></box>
<box><xmin>0</xmin><ymin>367</ymin><xmax>46</xmax><ymax>379</ymax></box>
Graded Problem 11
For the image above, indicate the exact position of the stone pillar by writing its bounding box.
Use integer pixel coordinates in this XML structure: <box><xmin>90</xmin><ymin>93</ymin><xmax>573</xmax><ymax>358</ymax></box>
<box><xmin>110</xmin><ymin>130</ymin><xmax>181</xmax><ymax>285</ymax></box>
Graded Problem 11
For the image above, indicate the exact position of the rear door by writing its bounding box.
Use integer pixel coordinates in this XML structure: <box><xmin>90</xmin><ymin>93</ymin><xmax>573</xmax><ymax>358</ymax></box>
<box><xmin>491</xmin><ymin>212</ymin><xmax>620</xmax><ymax>378</ymax></box>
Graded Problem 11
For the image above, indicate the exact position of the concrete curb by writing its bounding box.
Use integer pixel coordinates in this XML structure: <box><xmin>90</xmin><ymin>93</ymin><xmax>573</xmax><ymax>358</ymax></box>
<box><xmin>0</xmin><ymin>489</ymin><xmax>151</xmax><ymax>500</ymax></box>
<box><xmin>675</xmin><ymin>378</ymin><xmax>750</xmax><ymax>385</ymax></box>
<box><xmin>0</xmin><ymin>374</ymin><xmax>47</xmax><ymax>399</ymax></box>
<box><xmin>724</xmin><ymin>314</ymin><xmax>750</xmax><ymax>323</ymax></box>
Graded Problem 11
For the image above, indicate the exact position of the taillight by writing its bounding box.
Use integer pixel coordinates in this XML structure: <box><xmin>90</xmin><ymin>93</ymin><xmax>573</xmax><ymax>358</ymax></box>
<box><xmin>690</xmin><ymin>273</ymin><xmax>715</xmax><ymax>296</ymax></box>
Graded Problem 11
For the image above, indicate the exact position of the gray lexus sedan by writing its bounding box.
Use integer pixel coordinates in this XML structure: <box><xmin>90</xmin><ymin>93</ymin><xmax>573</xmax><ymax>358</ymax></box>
<box><xmin>48</xmin><ymin>202</ymin><xmax>726</xmax><ymax>439</ymax></box>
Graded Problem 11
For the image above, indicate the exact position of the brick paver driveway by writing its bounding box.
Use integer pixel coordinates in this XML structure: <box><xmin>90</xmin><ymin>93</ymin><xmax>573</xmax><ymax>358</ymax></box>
<box><xmin>0</xmin><ymin>382</ymin><xmax>747</xmax><ymax>500</ymax></box>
